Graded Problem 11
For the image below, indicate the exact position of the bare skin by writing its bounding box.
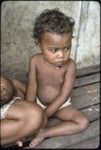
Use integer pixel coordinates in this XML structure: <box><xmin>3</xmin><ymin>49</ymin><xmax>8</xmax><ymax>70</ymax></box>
<box><xmin>0</xmin><ymin>76</ymin><xmax>44</xmax><ymax>146</ymax></box>
<box><xmin>25</xmin><ymin>32</ymin><xmax>89</xmax><ymax>148</ymax></box>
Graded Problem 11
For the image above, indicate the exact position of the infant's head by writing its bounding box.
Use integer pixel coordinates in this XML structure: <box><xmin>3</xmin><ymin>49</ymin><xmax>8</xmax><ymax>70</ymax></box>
<box><xmin>0</xmin><ymin>75</ymin><xmax>16</xmax><ymax>106</ymax></box>
<box><xmin>33</xmin><ymin>8</ymin><xmax>75</xmax><ymax>44</ymax></box>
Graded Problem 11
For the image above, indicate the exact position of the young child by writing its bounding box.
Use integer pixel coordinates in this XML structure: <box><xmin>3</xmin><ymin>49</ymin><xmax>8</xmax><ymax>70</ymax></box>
<box><xmin>0</xmin><ymin>75</ymin><xmax>44</xmax><ymax>146</ymax></box>
<box><xmin>25</xmin><ymin>8</ymin><xmax>89</xmax><ymax>148</ymax></box>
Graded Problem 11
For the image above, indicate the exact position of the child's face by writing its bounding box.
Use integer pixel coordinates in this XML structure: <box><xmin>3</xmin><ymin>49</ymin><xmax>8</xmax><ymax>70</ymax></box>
<box><xmin>38</xmin><ymin>32</ymin><xmax>72</xmax><ymax>67</ymax></box>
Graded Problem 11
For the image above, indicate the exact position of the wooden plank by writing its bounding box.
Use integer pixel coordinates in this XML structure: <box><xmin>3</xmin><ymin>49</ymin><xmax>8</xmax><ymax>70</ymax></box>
<box><xmin>74</xmin><ymin>72</ymin><xmax>100</xmax><ymax>88</ymax></box>
<box><xmin>34</xmin><ymin>120</ymin><xmax>100</xmax><ymax>149</ymax></box>
<box><xmin>68</xmin><ymin>136</ymin><xmax>99</xmax><ymax>149</ymax></box>
<box><xmin>71</xmin><ymin>91</ymin><xmax>99</xmax><ymax>109</ymax></box>
<box><xmin>1</xmin><ymin>145</ymin><xmax>20</xmax><ymax>150</ymax></box>
<box><xmin>72</xmin><ymin>82</ymin><xmax>99</xmax><ymax>97</ymax></box>
<box><xmin>76</xmin><ymin>65</ymin><xmax>100</xmax><ymax>77</ymax></box>
<box><xmin>80</xmin><ymin>104</ymin><xmax>100</xmax><ymax>122</ymax></box>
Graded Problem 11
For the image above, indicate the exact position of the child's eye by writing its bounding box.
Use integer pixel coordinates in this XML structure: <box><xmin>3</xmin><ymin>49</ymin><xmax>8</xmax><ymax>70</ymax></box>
<box><xmin>49</xmin><ymin>48</ymin><xmax>58</xmax><ymax>53</ymax></box>
<box><xmin>64</xmin><ymin>47</ymin><xmax>71</xmax><ymax>52</ymax></box>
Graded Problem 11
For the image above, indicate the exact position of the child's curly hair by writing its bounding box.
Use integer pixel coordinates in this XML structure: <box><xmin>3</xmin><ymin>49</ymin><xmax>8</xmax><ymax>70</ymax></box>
<box><xmin>33</xmin><ymin>8</ymin><xmax>75</xmax><ymax>43</ymax></box>
<box><xmin>1</xmin><ymin>75</ymin><xmax>16</xmax><ymax>106</ymax></box>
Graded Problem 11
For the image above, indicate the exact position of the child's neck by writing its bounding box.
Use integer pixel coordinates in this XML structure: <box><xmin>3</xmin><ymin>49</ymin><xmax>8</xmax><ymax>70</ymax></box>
<box><xmin>43</xmin><ymin>58</ymin><xmax>62</xmax><ymax>70</ymax></box>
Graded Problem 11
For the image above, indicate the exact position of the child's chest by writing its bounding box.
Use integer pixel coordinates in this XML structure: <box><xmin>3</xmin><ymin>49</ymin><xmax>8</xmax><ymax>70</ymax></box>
<box><xmin>36</xmin><ymin>66</ymin><xmax>66</xmax><ymax>86</ymax></box>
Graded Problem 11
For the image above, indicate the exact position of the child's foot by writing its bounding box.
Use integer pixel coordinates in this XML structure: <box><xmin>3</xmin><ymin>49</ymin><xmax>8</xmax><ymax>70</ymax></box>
<box><xmin>29</xmin><ymin>129</ymin><xmax>45</xmax><ymax>148</ymax></box>
<box><xmin>16</xmin><ymin>141</ymin><xmax>23</xmax><ymax>147</ymax></box>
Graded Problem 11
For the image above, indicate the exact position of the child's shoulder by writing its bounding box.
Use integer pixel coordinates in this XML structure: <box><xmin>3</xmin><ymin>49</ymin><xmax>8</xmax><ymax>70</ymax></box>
<box><xmin>31</xmin><ymin>53</ymin><xmax>42</xmax><ymax>59</ymax></box>
<box><xmin>68</xmin><ymin>58</ymin><xmax>76</xmax><ymax>66</ymax></box>
<box><xmin>30</xmin><ymin>53</ymin><xmax>43</xmax><ymax>64</ymax></box>
<box><xmin>66</xmin><ymin>58</ymin><xmax>76</xmax><ymax>71</ymax></box>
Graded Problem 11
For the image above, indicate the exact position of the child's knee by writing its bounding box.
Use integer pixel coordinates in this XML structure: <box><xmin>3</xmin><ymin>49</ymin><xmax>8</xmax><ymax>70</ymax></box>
<box><xmin>78</xmin><ymin>117</ymin><xmax>89</xmax><ymax>131</ymax></box>
<box><xmin>24</xmin><ymin>102</ymin><xmax>44</xmax><ymax>130</ymax></box>
<box><xmin>31</xmin><ymin>105</ymin><xmax>44</xmax><ymax>125</ymax></box>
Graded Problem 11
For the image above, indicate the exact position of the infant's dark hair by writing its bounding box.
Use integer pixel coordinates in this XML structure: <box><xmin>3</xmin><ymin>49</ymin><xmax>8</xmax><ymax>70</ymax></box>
<box><xmin>1</xmin><ymin>75</ymin><xmax>16</xmax><ymax>106</ymax></box>
<box><xmin>33</xmin><ymin>8</ymin><xmax>75</xmax><ymax>43</ymax></box>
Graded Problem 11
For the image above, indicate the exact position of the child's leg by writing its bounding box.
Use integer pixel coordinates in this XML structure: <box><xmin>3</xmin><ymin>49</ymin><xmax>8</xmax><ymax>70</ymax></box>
<box><xmin>1</xmin><ymin>100</ymin><xmax>44</xmax><ymax>145</ymax></box>
<box><xmin>29</xmin><ymin>105</ymin><xmax>89</xmax><ymax>148</ymax></box>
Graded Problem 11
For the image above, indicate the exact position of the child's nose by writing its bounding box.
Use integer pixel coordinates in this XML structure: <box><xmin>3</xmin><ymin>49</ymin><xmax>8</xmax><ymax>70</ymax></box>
<box><xmin>57</xmin><ymin>50</ymin><xmax>64</xmax><ymax>59</ymax></box>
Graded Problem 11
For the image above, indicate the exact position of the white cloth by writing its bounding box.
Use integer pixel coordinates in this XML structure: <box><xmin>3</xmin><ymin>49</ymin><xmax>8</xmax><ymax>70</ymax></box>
<box><xmin>36</xmin><ymin>97</ymin><xmax>71</xmax><ymax>110</ymax></box>
<box><xmin>1</xmin><ymin>96</ymin><xmax>22</xmax><ymax>119</ymax></box>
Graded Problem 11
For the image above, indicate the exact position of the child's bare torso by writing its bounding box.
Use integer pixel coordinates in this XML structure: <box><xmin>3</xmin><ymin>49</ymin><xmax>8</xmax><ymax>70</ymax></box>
<box><xmin>33</xmin><ymin>54</ymin><xmax>71</xmax><ymax>106</ymax></box>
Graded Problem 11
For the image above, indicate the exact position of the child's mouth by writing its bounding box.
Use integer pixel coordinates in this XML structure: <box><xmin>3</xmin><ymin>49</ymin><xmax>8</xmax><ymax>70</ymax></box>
<box><xmin>56</xmin><ymin>60</ymin><xmax>63</xmax><ymax>65</ymax></box>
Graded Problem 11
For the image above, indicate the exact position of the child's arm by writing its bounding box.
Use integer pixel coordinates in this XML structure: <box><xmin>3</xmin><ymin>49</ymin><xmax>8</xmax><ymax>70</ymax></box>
<box><xmin>45</xmin><ymin>60</ymin><xmax>76</xmax><ymax>118</ymax></box>
<box><xmin>26</xmin><ymin>56</ymin><xmax>37</xmax><ymax>101</ymax></box>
